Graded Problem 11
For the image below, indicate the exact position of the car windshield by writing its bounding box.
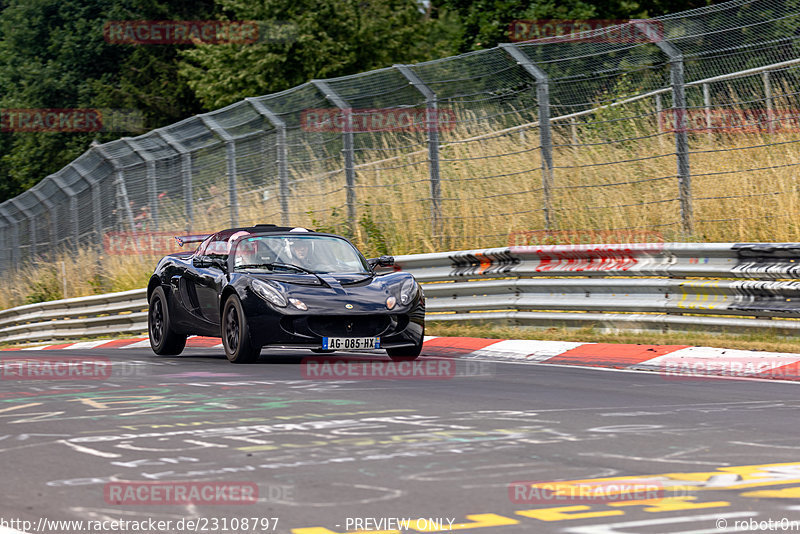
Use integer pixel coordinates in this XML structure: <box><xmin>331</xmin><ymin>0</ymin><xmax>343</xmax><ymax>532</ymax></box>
<box><xmin>232</xmin><ymin>235</ymin><xmax>370</xmax><ymax>274</ymax></box>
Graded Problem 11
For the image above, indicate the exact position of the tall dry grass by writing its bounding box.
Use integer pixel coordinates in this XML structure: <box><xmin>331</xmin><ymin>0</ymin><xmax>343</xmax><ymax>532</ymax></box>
<box><xmin>3</xmin><ymin>94</ymin><xmax>800</xmax><ymax>310</ymax></box>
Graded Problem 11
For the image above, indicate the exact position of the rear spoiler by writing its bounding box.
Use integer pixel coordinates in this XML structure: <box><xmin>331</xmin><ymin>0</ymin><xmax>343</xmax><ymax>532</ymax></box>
<box><xmin>174</xmin><ymin>234</ymin><xmax>211</xmax><ymax>248</ymax></box>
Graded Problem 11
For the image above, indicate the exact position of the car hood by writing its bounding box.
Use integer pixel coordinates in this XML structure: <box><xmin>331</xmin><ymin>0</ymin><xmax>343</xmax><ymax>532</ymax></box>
<box><xmin>248</xmin><ymin>271</ymin><xmax>414</xmax><ymax>312</ymax></box>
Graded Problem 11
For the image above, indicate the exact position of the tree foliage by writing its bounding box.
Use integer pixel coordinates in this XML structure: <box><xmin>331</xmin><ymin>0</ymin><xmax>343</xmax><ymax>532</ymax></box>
<box><xmin>430</xmin><ymin>0</ymin><xmax>721</xmax><ymax>52</ymax></box>
<box><xmin>179</xmin><ymin>0</ymin><xmax>447</xmax><ymax>109</ymax></box>
<box><xmin>0</xmin><ymin>0</ymin><xmax>214</xmax><ymax>202</ymax></box>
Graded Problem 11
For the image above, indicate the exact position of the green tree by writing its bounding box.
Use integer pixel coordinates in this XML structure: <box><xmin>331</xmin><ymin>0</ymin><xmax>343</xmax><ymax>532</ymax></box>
<box><xmin>430</xmin><ymin>0</ymin><xmax>720</xmax><ymax>52</ymax></box>
<box><xmin>179</xmin><ymin>0</ymin><xmax>448</xmax><ymax>109</ymax></box>
<box><xmin>0</xmin><ymin>0</ymin><xmax>215</xmax><ymax>202</ymax></box>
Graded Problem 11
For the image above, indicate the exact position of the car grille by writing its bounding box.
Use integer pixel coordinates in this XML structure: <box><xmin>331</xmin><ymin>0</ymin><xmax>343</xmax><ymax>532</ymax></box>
<box><xmin>306</xmin><ymin>315</ymin><xmax>392</xmax><ymax>337</ymax></box>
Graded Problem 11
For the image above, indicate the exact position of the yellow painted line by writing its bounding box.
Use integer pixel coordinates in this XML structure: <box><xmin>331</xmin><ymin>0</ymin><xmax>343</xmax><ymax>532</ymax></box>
<box><xmin>515</xmin><ymin>506</ymin><xmax>623</xmax><ymax>522</ymax></box>
<box><xmin>291</xmin><ymin>462</ymin><xmax>800</xmax><ymax>533</ymax></box>
<box><xmin>741</xmin><ymin>486</ymin><xmax>800</xmax><ymax>498</ymax></box>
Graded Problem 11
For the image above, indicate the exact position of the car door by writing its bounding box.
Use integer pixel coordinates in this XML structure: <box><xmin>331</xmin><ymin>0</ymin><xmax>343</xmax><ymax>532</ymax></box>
<box><xmin>171</xmin><ymin>236</ymin><xmax>210</xmax><ymax>318</ymax></box>
<box><xmin>193</xmin><ymin>236</ymin><xmax>230</xmax><ymax>327</ymax></box>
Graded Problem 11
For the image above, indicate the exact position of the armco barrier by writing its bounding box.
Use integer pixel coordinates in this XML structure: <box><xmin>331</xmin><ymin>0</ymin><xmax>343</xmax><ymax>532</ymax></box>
<box><xmin>3</xmin><ymin>243</ymin><xmax>800</xmax><ymax>344</ymax></box>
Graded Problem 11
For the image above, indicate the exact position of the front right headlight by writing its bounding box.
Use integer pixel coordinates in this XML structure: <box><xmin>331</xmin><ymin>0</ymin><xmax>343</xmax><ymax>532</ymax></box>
<box><xmin>399</xmin><ymin>278</ymin><xmax>418</xmax><ymax>305</ymax></box>
<box><xmin>251</xmin><ymin>279</ymin><xmax>288</xmax><ymax>307</ymax></box>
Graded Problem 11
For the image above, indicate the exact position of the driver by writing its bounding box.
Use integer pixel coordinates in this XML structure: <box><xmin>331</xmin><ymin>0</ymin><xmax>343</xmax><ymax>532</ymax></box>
<box><xmin>290</xmin><ymin>239</ymin><xmax>313</xmax><ymax>266</ymax></box>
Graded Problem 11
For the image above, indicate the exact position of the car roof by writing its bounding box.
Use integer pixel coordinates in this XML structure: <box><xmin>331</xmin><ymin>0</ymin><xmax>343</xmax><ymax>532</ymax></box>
<box><xmin>221</xmin><ymin>224</ymin><xmax>315</xmax><ymax>235</ymax></box>
<box><xmin>211</xmin><ymin>224</ymin><xmax>322</xmax><ymax>240</ymax></box>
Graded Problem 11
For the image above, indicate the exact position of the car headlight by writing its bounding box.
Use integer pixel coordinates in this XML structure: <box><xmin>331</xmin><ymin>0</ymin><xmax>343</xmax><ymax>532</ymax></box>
<box><xmin>251</xmin><ymin>279</ymin><xmax>287</xmax><ymax>307</ymax></box>
<box><xmin>399</xmin><ymin>278</ymin><xmax>418</xmax><ymax>305</ymax></box>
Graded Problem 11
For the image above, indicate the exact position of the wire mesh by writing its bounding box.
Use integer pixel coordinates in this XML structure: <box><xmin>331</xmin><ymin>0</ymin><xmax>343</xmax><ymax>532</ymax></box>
<box><xmin>0</xmin><ymin>0</ymin><xmax>799</xmax><ymax>271</ymax></box>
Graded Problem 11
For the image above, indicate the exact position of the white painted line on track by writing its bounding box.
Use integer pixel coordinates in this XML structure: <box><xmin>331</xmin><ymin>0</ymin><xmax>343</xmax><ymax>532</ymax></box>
<box><xmin>474</xmin><ymin>339</ymin><xmax>585</xmax><ymax>361</ymax></box>
<box><xmin>120</xmin><ymin>339</ymin><xmax>152</xmax><ymax>348</ymax></box>
<box><xmin>63</xmin><ymin>340</ymin><xmax>113</xmax><ymax>350</ymax></box>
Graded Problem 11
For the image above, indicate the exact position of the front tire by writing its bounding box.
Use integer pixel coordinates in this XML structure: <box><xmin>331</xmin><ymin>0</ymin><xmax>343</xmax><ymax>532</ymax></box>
<box><xmin>148</xmin><ymin>286</ymin><xmax>187</xmax><ymax>355</ymax></box>
<box><xmin>386</xmin><ymin>334</ymin><xmax>424</xmax><ymax>361</ymax></box>
<box><xmin>222</xmin><ymin>295</ymin><xmax>261</xmax><ymax>363</ymax></box>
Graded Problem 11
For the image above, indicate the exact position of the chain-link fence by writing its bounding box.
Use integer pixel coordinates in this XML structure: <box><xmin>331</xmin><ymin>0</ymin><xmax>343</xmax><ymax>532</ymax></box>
<box><xmin>1</xmin><ymin>0</ymin><xmax>800</xmax><ymax>272</ymax></box>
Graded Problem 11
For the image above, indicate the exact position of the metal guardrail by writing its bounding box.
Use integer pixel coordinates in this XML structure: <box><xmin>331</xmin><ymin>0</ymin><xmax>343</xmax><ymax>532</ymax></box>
<box><xmin>3</xmin><ymin>242</ymin><xmax>800</xmax><ymax>344</ymax></box>
<box><xmin>0</xmin><ymin>289</ymin><xmax>147</xmax><ymax>344</ymax></box>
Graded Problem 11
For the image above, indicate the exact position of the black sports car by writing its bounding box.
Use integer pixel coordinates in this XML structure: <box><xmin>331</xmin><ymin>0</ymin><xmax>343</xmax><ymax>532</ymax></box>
<box><xmin>147</xmin><ymin>224</ymin><xmax>425</xmax><ymax>363</ymax></box>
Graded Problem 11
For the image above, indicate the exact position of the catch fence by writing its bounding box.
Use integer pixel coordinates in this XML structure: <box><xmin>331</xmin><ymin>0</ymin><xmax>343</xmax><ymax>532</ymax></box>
<box><xmin>1</xmin><ymin>0</ymin><xmax>800</xmax><ymax>272</ymax></box>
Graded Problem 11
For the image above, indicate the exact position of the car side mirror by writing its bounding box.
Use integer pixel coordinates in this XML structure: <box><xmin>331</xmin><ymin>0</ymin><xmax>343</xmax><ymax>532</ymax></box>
<box><xmin>194</xmin><ymin>256</ymin><xmax>227</xmax><ymax>272</ymax></box>
<box><xmin>368</xmin><ymin>255</ymin><xmax>395</xmax><ymax>269</ymax></box>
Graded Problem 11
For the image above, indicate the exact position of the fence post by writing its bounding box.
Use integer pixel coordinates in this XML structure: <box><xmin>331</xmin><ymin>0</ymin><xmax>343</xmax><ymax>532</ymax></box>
<box><xmin>0</xmin><ymin>220</ymin><xmax>6</xmax><ymax>272</ymax></box>
<box><xmin>10</xmin><ymin>199</ymin><xmax>37</xmax><ymax>259</ymax></box>
<box><xmin>311</xmin><ymin>80</ymin><xmax>357</xmax><ymax>236</ymax></box>
<box><xmin>69</xmin><ymin>164</ymin><xmax>104</xmax><ymax>249</ymax></box>
<box><xmin>48</xmin><ymin>174</ymin><xmax>80</xmax><ymax>249</ymax></box>
<box><xmin>395</xmin><ymin>64</ymin><xmax>443</xmax><ymax>244</ymax></box>
<box><xmin>0</xmin><ymin>207</ymin><xmax>17</xmax><ymax>270</ymax></box>
<box><xmin>92</xmin><ymin>145</ymin><xmax>138</xmax><ymax>237</ymax></box>
<box><xmin>763</xmin><ymin>70</ymin><xmax>774</xmax><ymax>134</ymax></box>
<box><xmin>500</xmin><ymin>43</ymin><xmax>555</xmax><ymax>230</ymax></box>
<box><xmin>199</xmin><ymin>115</ymin><xmax>238</xmax><ymax>227</ymax></box>
<box><xmin>245</xmin><ymin>98</ymin><xmax>290</xmax><ymax>226</ymax></box>
<box><xmin>156</xmin><ymin>130</ymin><xmax>194</xmax><ymax>233</ymax></box>
<box><xmin>634</xmin><ymin>21</ymin><xmax>693</xmax><ymax>236</ymax></box>
<box><xmin>702</xmin><ymin>83</ymin><xmax>711</xmax><ymax>136</ymax></box>
<box><xmin>30</xmin><ymin>188</ymin><xmax>57</xmax><ymax>257</ymax></box>
<box><xmin>123</xmin><ymin>139</ymin><xmax>160</xmax><ymax>231</ymax></box>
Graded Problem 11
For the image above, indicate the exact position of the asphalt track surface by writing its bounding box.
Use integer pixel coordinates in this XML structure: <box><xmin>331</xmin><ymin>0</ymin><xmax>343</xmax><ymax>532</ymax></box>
<box><xmin>2</xmin><ymin>346</ymin><xmax>800</xmax><ymax>534</ymax></box>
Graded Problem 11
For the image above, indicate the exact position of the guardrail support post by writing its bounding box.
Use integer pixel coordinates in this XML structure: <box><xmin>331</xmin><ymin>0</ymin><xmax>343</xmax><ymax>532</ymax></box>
<box><xmin>395</xmin><ymin>64</ymin><xmax>443</xmax><ymax>245</ymax></box>
<box><xmin>157</xmin><ymin>130</ymin><xmax>194</xmax><ymax>233</ymax></box>
<box><xmin>246</xmin><ymin>98</ymin><xmax>290</xmax><ymax>226</ymax></box>
<box><xmin>634</xmin><ymin>21</ymin><xmax>693</xmax><ymax>236</ymax></box>
<box><xmin>500</xmin><ymin>43</ymin><xmax>555</xmax><ymax>230</ymax></box>
<box><xmin>312</xmin><ymin>80</ymin><xmax>357</xmax><ymax>237</ymax></box>
<box><xmin>199</xmin><ymin>115</ymin><xmax>239</xmax><ymax>227</ymax></box>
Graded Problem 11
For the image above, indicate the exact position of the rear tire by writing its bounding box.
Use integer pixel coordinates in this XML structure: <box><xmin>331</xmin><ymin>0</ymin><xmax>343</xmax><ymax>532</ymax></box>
<box><xmin>222</xmin><ymin>295</ymin><xmax>261</xmax><ymax>363</ymax></box>
<box><xmin>148</xmin><ymin>286</ymin><xmax>187</xmax><ymax>355</ymax></box>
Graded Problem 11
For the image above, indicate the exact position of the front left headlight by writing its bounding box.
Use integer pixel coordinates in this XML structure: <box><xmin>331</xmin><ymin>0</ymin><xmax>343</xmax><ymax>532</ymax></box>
<box><xmin>399</xmin><ymin>278</ymin><xmax>418</xmax><ymax>305</ymax></box>
<box><xmin>251</xmin><ymin>279</ymin><xmax>287</xmax><ymax>307</ymax></box>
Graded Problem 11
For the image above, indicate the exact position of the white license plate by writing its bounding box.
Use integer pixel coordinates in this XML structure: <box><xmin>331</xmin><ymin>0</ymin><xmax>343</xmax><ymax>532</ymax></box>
<box><xmin>322</xmin><ymin>337</ymin><xmax>381</xmax><ymax>350</ymax></box>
